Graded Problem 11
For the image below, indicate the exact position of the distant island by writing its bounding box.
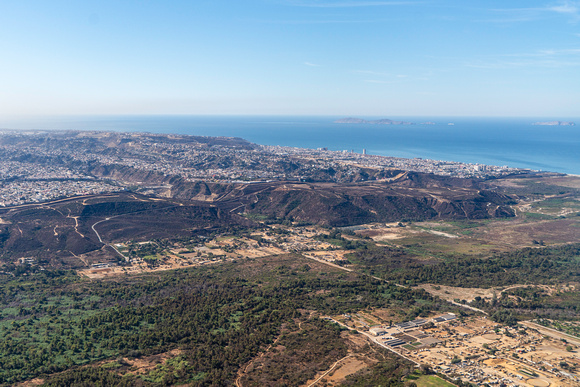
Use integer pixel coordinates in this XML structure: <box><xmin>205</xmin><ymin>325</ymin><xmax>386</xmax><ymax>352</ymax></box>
<box><xmin>334</xmin><ymin>117</ymin><xmax>415</xmax><ymax>125</ymax></box>
<box><xmin>532</xmin><ymin>121</ymin><xmax>575</xmax><ymax>126</ymax></box>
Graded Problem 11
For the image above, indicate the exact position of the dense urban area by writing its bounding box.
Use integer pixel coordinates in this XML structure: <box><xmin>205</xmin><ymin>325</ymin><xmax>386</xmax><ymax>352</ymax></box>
<box><xmin>0</xmin><ymin>130</ymin><xmax>527</xmax><ymax>207</ymax></box>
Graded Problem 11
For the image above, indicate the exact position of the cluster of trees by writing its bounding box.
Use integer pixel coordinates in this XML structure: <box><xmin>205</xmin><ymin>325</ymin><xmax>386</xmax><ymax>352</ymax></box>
<box><xmin>350</xmin><ymin>243</ymin><xmax>580</xmax><ymax>288</ymax></box>
<box><xmin>490</xmin><ymin>309</ymin><xmax>519</xmax><ymax>326</ymax></box>
<box><xmin>342</xmin><ymin>347</ymin><xmax>415</xmax><ymax>387</ymax></box>
<box><xmin>125</xmin><ymin>241</ymin><xmax>165</xmax><ymax>259</ymax></box>
<box><xmin>0</xmin><ymin>255</ymin><xmax>446</xmax><ymax>385</ymax></box>
<box><xmin>471</xmin><ymin>287</ymin><xmax>580</xmax><ymax>323</ymax></box>
<box><xmin>350</xmin><ymin>243</ymin><xmax>580</xmax><ymax>324</ymax></box>
<box><xmin>239</xmin><ymin>318</ymin><xmax>347</xmax><ymax>386</ymax></box>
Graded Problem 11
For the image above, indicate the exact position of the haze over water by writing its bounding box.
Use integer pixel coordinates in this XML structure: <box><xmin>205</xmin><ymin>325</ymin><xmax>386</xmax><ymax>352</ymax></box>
<box><xmin>1</xmin><ymin>115</ymin><xmax>579</xmax><ymax>175</ymax></box>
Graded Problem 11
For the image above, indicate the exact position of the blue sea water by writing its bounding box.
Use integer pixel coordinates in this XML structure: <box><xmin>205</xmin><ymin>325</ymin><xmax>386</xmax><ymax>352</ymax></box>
<box><xmin>0</xmin><ymin>115</ymin><xmax>579</xmax><ymax>175</ymax></box>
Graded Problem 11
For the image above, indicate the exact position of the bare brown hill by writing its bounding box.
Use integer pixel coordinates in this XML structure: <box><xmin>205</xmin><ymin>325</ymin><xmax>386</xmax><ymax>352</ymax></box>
<box><xmin>0</xmin><ymin>171</ymin><xmax>516</xmax><ymax>267</ymax></box>
<box><xmin>0</xmin><ymin>193</ymin><xmax>255</xmax><ymax>268</ymax></box>
<box><xmin>168</xmin><ymin>172</ymin><xmax>516</xmax><ymax>226</ymax></box>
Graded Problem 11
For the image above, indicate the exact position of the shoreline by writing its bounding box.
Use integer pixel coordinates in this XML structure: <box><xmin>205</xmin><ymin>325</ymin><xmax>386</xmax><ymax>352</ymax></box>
<box><xmin>0</xmin><ymin>117</ymin><xmax>579</xmax><ymax>175</ymax></box>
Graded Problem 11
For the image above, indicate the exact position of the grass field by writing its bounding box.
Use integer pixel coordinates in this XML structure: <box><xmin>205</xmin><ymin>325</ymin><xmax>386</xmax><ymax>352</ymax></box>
<box><xmin>399</xmin><ymin>214</ymin><xmax>580</xmax><ymax>257</ymax></box>
<box><xmin>413</xmin><ymin>375</ymin><xmax>456</xmax><ymax>387</ymax></box>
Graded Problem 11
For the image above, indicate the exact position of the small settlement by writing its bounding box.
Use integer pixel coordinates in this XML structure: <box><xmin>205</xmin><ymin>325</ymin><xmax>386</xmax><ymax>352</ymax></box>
<box><xmin>331</xmin><ymin>312</ymin><xmax>580</xmax><ymax>387</ymax></box>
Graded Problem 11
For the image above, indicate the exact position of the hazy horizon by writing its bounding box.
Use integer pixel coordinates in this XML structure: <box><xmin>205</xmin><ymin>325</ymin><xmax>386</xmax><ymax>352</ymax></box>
<box><xmin>1</xmin><ymin>113</ymin><xmax>579</xmax><ymax>123</ymax></box>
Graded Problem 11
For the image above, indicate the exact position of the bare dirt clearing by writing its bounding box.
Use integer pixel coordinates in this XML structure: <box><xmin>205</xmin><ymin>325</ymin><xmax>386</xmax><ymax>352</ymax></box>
<box><xmin>419</xmin><ymin>284</ymin><xmax>496</xmax><ymax>303</ymax></box>
<box><xmin>357</xmin><ymin>226</ymin><xmax>410</xmax><ymax>241</ymax></box>
<box><xmin>302</xmin><ymin>329</ymin><xmax>384</xmax><ymax>386</ymax></box>
<box><xmin>118</xmin><ymin>349</ymin><xmax>183</xmax><ymax>375</ymax></box>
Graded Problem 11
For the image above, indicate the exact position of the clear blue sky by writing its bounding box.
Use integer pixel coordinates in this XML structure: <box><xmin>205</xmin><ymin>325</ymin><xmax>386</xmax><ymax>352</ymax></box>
<box><xmin>0</xmin><ymin>0</ymin><xmax>579</xmax><ymax>117</ymax></box>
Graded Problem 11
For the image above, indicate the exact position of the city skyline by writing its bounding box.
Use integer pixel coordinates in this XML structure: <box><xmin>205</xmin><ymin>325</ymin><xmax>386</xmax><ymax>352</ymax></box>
<box><xmin>1</xmin><ymin>0</ymin><xmax>579</xmax><ymax>117</ymax></box>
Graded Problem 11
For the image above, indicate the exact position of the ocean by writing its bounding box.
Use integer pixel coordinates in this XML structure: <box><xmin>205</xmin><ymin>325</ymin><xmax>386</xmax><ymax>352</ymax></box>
<box><xmin>0</xmin><ymin>115</ymin><xmax>579</xmax><ymax>175</ymax></box>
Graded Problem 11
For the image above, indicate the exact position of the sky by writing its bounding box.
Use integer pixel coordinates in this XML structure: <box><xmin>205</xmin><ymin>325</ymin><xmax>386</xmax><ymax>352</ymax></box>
<box><xmin>0</xmin><ymin>0</ymin><xmax>579</xmax><ymax>117</ymax></box>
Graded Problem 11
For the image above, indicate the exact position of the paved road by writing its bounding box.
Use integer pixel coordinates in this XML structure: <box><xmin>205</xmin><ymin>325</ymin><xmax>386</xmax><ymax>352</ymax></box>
<box><xmin>91</xmin><ymin>216</ymin><xmax>129</xmax><ymax>261</ymax></box>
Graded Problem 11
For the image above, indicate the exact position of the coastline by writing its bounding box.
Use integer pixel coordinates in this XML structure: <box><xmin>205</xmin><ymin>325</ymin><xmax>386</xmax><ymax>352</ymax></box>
<box><xmin>0</xmin><ymin>115</ymin><xmax>579</xmax><ymax>175</ymax></box>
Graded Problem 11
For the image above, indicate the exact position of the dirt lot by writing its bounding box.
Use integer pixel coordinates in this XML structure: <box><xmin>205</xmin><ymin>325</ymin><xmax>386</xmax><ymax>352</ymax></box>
<box><xmin>80</xmin><ymin>253</ymin><xmax>229</xmax><ymax>279</ymax></box>
<box><xmin>301</xmin><ymin>330</ymin><xmax>380</xmax><ymax>386</ymax></box>
<box><xmin>358</xmin><ymin>225</ymin><xmax>415</xmax><ymax>242</ymax></box>
<box><xmin>418</xmin><ymin>284</ymin><xmax>497</xmax><ymax>303</ymax></box>
<box><xmin>318</xmin><ymin>356</ymin><xmax>369</xmax><ymax>385</ymax></box>
<box><xmin>401</xmin><ymin>316</ymin><xmax>580</xmax><ymax>386</ymax></box>
<box><xmin>303</xmin><ymin>250</ymin><xmax>350</xmax><ymax>262</ymax></box>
